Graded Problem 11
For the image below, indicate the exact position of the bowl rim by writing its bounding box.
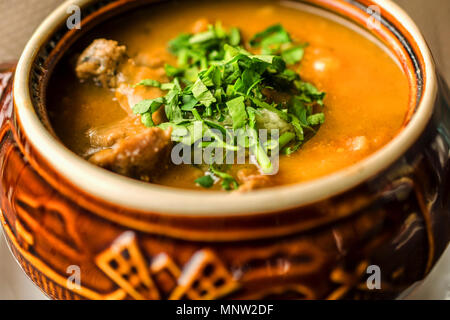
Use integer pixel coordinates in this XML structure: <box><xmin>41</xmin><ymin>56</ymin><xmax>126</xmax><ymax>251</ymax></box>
<box><xmin>13</xmin><ymin>0</ymin><xmax>437</xmax><ymax>216</ymax></box>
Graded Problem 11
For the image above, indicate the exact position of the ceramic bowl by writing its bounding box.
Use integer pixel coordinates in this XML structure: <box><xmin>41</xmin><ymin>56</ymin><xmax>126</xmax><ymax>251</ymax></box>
<box><xmin>0</xmin><ymin>0</ymin><xmax>449</xmax><ymax>300</ymax></box>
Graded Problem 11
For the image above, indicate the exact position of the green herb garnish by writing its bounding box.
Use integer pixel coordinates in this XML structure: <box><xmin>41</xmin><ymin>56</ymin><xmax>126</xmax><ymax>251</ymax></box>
<box><xmin>250</xmin><ymin>24</ymin><xmax>307</xmax><ymax>65</ymax></box>
<box><xmin>195</xmin><ymin>174</ymin><xmax>215</xmax><ymax>188</ymax></box>
<box><xmin>132</xmin><ymin>23</ymin><xmax>325</xmax><ymax>190</ymax></box>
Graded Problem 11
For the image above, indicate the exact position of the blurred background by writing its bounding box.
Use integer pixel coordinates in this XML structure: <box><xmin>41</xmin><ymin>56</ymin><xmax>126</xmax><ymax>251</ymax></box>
<box><xmin>0</xmin><ymin>0</ymin><xmax>449</xmax><ymax>299</ymax></box>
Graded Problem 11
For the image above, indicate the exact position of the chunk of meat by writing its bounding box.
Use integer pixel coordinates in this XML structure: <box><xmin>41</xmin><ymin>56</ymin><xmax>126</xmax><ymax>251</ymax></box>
<box><xmin>119</xmin><ymin>58</ymin><xmax>168</xmax><ymax>85</ymax></box>
<box><xmin>237</xmin><ymin>168</ymin><xmax>273</xmax><ymax>192</ymax></box>
<box><xmin>303</xmin><ymin>47</ymin><xmax>341</xmax><ymax>79</ymax></box>
<box><xmin>86</xmin><ymin>113</ymin><xmax>165</xmax><ymax>151</ymax></box>
<box><xmin>89</xmin><ymin>127</ymin><xmax>173</xmax><ymax>181</ymax></box>
<box><xmin>191</xmin><ymin>18</ymin><xmax>210</xmax><ymax>33</ymax></box>
<box><xmin>75</xmin><ymin>39</ymin><xmax>169</xmax><ymax>117</ymax></box>
<box><xmin>76</xmin><ymin>39</ymin><xmax>127</xmax><ymax>87</ymax></box>
<box><xmin>76</xmin><ymin>39</ymin><xmax>174</xmax><ymax>181</ymax></box>
<box><xmin>87</xmin><ymin>117</ymin><xmax>146</xmax><ymax>149</ymax></box>
<box><xmin>134</xmin><ymin>48</ymin><xmax>173</xmax><ymax>68</ymax></box>
<box><xmin>113</xmin><ymin>62</ymin><xmax>168</xmax><ymax>121</ymax></box>
<box><xmin>77</xmin><ymin>41</ymin><xmax>168</xmax><ymax>118</ymax></box>
<box><xmin>115</xmin><ymin>83</ymin><xmax>166</xmax><ymax>122</ymax></box>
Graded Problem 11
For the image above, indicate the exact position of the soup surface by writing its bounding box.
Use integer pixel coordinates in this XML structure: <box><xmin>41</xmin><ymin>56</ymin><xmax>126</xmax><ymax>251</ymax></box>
<box><xmin>47</xmin><ymin>0</ymin><xmax>410</xmax><ymax>191</ymax></box>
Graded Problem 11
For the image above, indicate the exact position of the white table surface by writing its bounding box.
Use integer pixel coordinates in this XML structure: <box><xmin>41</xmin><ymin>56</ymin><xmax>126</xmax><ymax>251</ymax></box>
<box><xmin>0</xmin><ymin>229</ymin><xmax>49</xmax><ymax>299</ymax></box>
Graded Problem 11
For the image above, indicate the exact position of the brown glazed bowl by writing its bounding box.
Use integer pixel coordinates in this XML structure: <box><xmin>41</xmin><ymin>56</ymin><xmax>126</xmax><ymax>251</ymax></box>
<box><xmin>0</xmin><ymin>0</ymin><xmax>449</xmax><ymax>300</ymax></box>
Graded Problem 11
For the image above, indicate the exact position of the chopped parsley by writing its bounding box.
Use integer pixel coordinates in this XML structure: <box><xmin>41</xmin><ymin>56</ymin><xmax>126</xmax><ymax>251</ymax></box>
<box><xmin>194</xmin><ymin>174</ymin><xmax>215</xmax><ymax>188</ymax></box>
<box><xmin>132</xmin><ymin>22</ymin><xmax>326</xmax><ymax>190</ymax></box>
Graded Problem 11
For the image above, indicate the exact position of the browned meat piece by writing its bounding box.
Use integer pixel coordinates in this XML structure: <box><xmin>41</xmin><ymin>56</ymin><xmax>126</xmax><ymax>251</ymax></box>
<box><xmin>191</xmin><ymin>18</ymin><xmax>210</xmax><ymax>33</ymax></box>
<box><xmin>76</xmin><ymin>39</ymin><xmax>174</xmax><ymax>181</ymax></box>
<box><xmin>119</xmin><ymin>58</ymin><xmax>168</xmax><ymax>85</ymax></box>
<box><xmin>76</xmin><ymin>39</ymin><xmax>127</xmax><ymax>87</ymax></box>
<box><xmin>89</xmin><ymin>127</ymin><xmax>173</xmax><ymax>181</ymax></box>
<box><xmin>134</xmin><ymin>48</ymin><xmax>172</xmax><ymax>68</ymax></box>
<box><xmin>237</xmin><ymin>168</ymin><xmax>273</xmax><ymax>192</ymax></box>
<box><xmin>115</xmin><ymin>82</ymin><xmax>166</xmax><ymax>119</ymax></box>
<box><xmin>87</xmin><ymin>117</ymin><xmax>146</xmax><ymax>149</ymax></box>
<box><xmin>87</xmin><ymin>111</ymin><xmax>166</xmax><ymax>152</ymax></box>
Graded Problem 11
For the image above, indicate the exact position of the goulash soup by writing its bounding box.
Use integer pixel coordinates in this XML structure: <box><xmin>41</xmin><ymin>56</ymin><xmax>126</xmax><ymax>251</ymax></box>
<box><xmin>47</xmin><ymin>0</ymin><xmax>410</xmax><ymax>191</ymax></box>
